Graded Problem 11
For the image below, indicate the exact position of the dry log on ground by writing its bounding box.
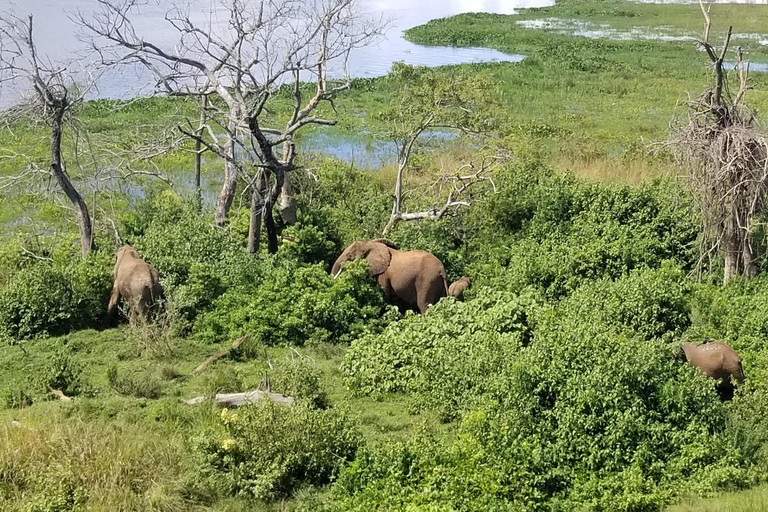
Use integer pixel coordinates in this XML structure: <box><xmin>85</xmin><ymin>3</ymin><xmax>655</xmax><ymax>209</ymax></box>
<box><xmin>183</xmin><ymin>390</ymin><xmax>294</xmax><ymax>407</ymax></box>
<box><xmin>192</xmin><ymin>334</ymin><xmax>248</xmax><ymax>374</ymax></box>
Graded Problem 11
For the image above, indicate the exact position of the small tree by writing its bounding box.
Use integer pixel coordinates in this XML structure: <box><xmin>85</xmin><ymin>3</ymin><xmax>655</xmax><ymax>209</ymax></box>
<box><xmin>379</xmin><ymin>63</ymin><xmax>505</xmax><ymax>235</ymax></box>
<box><xmin>671</xmin><ymin>0</ymin><xmax>768</xmax><ymax>284</ymax></box>
<box><xmin>0</xmin><ymin>15</ymin><xmax>96</xmax><ymax>257</ymax></box>
<box><xmin>81</xmin><ymin>0</ymin><xmax>383</xmax><ymax>253</ymax></box>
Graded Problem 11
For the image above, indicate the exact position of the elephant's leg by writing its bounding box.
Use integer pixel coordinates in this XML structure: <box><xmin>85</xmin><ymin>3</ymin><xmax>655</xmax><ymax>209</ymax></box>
<box><xmin>105</xmin><ymin>285</ymin><xmax>121</xmax><ymax>326</ymax></box>
<box><xmin>418</xmin><ymin>277</ymin><xmax>448</xmax><ymax>314</ymax></box>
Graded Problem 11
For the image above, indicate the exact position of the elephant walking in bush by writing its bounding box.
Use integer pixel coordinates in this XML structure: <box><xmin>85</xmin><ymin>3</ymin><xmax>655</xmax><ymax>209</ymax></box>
<box><xmin>679</xmin><ymin>340</ymin><xmax>744</xmax><ymax>400</ymax></box>
<box><xmin>106</xmin><ymin>246</ymin><xmax>163</xmax><ymax>324</ymax></box>
<box><xmin>332</xmin><ymin>239</ymin><xmax>448</xmax><ymax>314</ymax></box>
<box><xmin>448</xmin><ymin>276</ymin><xmax>471</xmax><ymax>300</ymax></box>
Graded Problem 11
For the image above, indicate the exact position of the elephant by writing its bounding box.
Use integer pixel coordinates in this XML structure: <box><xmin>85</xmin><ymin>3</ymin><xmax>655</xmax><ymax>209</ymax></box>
<box><xmin>679</xmin><ymin>340</ymin><xmax>744</xmax><ymax>400</ymax></box>
<box><xmin>331</xmin><ymin>239</ymin><xmax>448</xmax><ymax>314</ymax></box>
<box><xmin>106</xmin><ymin>246</ymin><xmax>163</xmax><ymax>324</ymax></box>
<box><xmin>448</xmin><ymin>276</ymin><xmax>471</xmax><ymax>300</ymax></box>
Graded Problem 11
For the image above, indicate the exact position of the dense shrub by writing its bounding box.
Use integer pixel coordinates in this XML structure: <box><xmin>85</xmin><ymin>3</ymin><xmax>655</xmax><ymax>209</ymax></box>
<box><xmin>335</xmin><ymin>319</ymin><xmax>749</xmax><ymax>511</ymax></box>
<box><xmin>470</xmin><ymin>160</ymin><xmax>698</xmax><ymax>298</ymax></box>
<box><xmin>196</xmin><ymin>401</ymin><xmax>360</xmax><ymax>500</ymax></box>
<box><xmin>342</xmin><ymin>287</ymin><xmax>541</xmax><ymax>420</ymax></box>
<box><xmin>195</xmin><ymin>259</ymin><xmax>386</xmax><ymax>346</ymax></box>
<box><xmin>270</xmin><ymin>356</ymin><xmax>328</xmax><ymax>409</ymax></box>
<box><xmin>0</xmin><ymin>254</ymin><xmax>112</xmax><ymax>341</ymax></box>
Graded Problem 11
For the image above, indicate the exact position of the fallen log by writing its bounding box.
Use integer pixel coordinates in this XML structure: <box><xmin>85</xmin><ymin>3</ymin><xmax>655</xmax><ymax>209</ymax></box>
<box><xmin>183</xmin><ymin>389</ymin><xmax>294</xmax><ymax>407</ymax></box>
<box><xmin>192</xmin><ymin>334</ymin><xmax>248</xmax><ymax>374</ymax></box>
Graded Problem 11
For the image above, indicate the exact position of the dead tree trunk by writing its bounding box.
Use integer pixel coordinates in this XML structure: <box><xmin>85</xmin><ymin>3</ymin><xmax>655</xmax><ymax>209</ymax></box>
<box><xmin>247</xmin><ymin>170</ymin><xmax>268</xmax><ymax>254</ymax></box>
<box><xmin>278</xmin><ymin>172</ymin><xmax>298</xmax><ymax>225</ymax></box>
<box><xmin>50</xmin><ymin>104</ymin><xmax>93</xmax><ymax>257</ymax></box>
<box><xmin>214</xmin><ymin>117</ymin><xmax>238</xmax><ymax>227</ymax></box>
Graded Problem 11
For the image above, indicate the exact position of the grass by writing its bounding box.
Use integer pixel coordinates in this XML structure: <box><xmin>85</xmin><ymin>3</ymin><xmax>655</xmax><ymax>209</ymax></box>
<box><xmin>668</xmin><ymin>486</ymin><xmax>768</xmax><ymax>512</ymax></box>
<box><xmin>0</xmin><ymin>325</ymin><xmax>445</xmax><ymax>510</ymax></box>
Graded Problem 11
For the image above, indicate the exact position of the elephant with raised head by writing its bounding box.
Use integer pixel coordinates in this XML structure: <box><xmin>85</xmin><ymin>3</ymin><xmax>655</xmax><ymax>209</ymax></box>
<box><xmin>106</xmin><ymin>246</ymin><xmax>163</xmax><ymax>324</ymax></box>
<box><xmin>332</xmin><ymin>239</ymin><xmax>448</xmax><ymax>314</ymax></box>
<box><xmin>679</xmin><ymin>340</ymin><xmax>744</xmax><ymax>400</ymax></box>
<box><xmin>448</xmin><ymin>276</ymin><xmax>471</xmax><ymax>300</ymax></box>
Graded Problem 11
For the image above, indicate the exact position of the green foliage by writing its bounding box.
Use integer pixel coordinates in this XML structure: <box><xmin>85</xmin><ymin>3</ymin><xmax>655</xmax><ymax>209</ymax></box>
<box><xmin>196</xmin><ymin>401</ymin><xmax>360</xmax><ymax>500</ymax></box>
<box><xmin>342</xmin><ymin>287</ymin><xmax>540</xmax><ymax>420</ymax></box>
<box><xmin>195</xmin><ymin>259</ymin><xmax>385</xmax><ymax>346</ymax></box>
<box><xmin>0</xmin><ymin>265</ymin><xmax>75</xmax><ymax>340</ymax></box>
<box><xmin>294</xmin><ymin>158</ymin><xmax>391</xmax><ymax>244</ymax></box>
<box><xmin>278</xmin><ymin>211</ymin><xmax>340</xmax><ymax>267</ymax></box>
<box><xmin>335</xmin><ymin>318</ymin><xmax>747</xmax><ymax>511</ymax></box>
<box><xmin>472</xmin><ymin>160</ymin><xmax>697</xmax><ymax>298</ymax></box>
<box><xmin>0</xmin><ymin>253</ymin><xmax>112</xmax><ymax>341</ymax></box>
<box><xmin>270</xmin><ymin>356</ymin><xmax>328</xmax><ymax>409</ymax></box>
<box><xmin>378</xmin><ymin>63</ymin><xmax>503</xmax><ymax>139</ymax></box>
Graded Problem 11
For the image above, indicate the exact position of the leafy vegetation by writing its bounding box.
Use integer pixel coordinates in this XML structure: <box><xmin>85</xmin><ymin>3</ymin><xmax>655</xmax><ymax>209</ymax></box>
<box><xmin>2</xmin><ymin>1</ymin><xmax>768</xmax><ymax>511</ymax></box>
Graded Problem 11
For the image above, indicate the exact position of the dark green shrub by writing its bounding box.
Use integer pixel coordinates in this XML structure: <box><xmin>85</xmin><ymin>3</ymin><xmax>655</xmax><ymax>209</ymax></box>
<box><xmin>334</xmin><ymin>321</ymin><xmax>747</xmax><ymax>511</ymax></box>
<box><xmin>196</xmin><ymin>401</ymin><xmax>360</xmax><ymax>500</ymax></box>
<box><xmin>0</xmin><ymin>265</ymin><xmax>75</xmax><ymax>340</ymax></box>
<box><xmin>278</xmin><ymin>210</ymin><xmax>341</xmax><ymax>267</ymax></box>
<box><xmin>194</xmin><ymin>259</ymin><xmax>385</xmax><ymax>346</ymax></box>
<box><xmin>559</xmin><ymin>263</ymin><xmax>691</xmax><ymax>342</ymax></box>
<box><xmin>471</xmin><ymin>163</ymin><xmax>697</xmax><ymax>298</ymax></box>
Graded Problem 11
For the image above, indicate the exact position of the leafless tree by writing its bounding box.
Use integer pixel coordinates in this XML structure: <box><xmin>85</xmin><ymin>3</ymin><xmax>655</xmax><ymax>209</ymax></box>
<box><xmin>80</xmin><ymin>0</ymin><xmax>384</xmax><ymax>253</ymax></box>
<box><xmin>669</xmin><ymin>0</ymin><xmax>768</xmax><ymax>284</ymax></box>
<box><xmin>0</xmin><ymin>14</ymin><xmax>97</xmax><ymax>257</ymax></box>
<box><xmin>378</xmin><ymin>64</ymin><xmax>504</xmax><ymax>235</ymax></box>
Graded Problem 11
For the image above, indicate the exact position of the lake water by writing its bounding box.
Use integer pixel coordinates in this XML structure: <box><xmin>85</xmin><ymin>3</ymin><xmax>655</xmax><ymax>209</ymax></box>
<box><xmin>0</xmin><ymin>0</ymin><xmax>551</xmax><ymax>105</ymax></box>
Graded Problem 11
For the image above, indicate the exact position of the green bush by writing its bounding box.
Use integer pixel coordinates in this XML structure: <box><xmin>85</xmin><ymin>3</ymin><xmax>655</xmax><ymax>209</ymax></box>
<box><xmin>270</xmin><ymin>356</ymin><xmax>328</xmax><ymax>409</ymax></box>
<box><xmin>334</xmin><ymin>320</ymin><xmax>748</xmax><ymax>511</ymax></box>
<box><xmin>196</xmin><ymin>401</ymin><xmax>360</xmax><ymax>500</ymax></box>
<box><xmin>342</xmin><ymin>287</ymin><xmax>541</xmax><ymax>420</ymax></box>
<box><xmin>0</xmin><ymin>265</ymin><xmax>74</xmax><ymax>340</ymax></box>
<box><xmin>470</xmin><ymin>161</ymin><xmax>697</xmax><ymax>298</ymax></box>
<box><xmin>195</xmin><ymin>259</ymin><xmax>386</xmax><ymax>346</ymax></box>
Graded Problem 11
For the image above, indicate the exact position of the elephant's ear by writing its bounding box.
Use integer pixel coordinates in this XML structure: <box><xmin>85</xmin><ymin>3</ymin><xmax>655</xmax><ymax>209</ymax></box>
<box><xmin>364</xmin><ymin>242</ymin><xmax>391</xmax><ymax>275</ymax></box>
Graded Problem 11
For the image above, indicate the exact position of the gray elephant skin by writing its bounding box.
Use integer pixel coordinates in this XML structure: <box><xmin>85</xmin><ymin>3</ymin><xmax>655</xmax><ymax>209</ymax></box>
<box><xmin>680</xmin><ymin>341</ymin><xmax>744</xmax><ymax>399</ymax></box>
<box><xmin>106</xmin><ymin>246</ymin><xmax>163</xmax><ymax>323</ymax></box>
<box><xmin>332</xmin><ymin>239</ymin><xmax>448</xmax><ymax>313</ymax></box>
<box><xmin>448</xmin><ymin>276</ymin><xmax>471</xmax><ymax>300</ymax></box>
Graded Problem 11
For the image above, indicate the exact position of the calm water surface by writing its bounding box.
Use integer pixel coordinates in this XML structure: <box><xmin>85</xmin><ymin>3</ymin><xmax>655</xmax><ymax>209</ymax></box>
<box><xmin>0</xmin><ymin>0</ymin><xmax>552</xmax><ymax>104</ymax></box>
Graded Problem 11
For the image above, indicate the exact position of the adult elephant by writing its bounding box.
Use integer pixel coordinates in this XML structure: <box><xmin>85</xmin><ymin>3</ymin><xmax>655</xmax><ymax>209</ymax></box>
<box><xmin>106</xmin><ymin>246</ymin><xmax>163</xmax><ymax>324</ymax></box>
<box><xmin>331</xmin><ymin>239</ymin><xmax>448</xmax><ymax>313</ymax></box>
<box><xmin>679</xmin><ymin>340</ymin><xmax>744</xmax><ymax>400</ymax></box>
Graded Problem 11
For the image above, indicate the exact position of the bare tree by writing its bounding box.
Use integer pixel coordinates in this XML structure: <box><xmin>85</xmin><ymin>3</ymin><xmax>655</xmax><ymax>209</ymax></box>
<box><xmin>80</xmin><ymin>0</ymin><xmax>383</xmax><ymax>253</ymax></box>
<box><xmin>0</xmin><ymin>14</ymin><xmax>97</xmax><ymax>257</ymax></box>
<box><xmin>670</xmin><ymin>0</ymin><xmax>768</xmax><ymax>284</ymax></box>
<box><xmin>378</xmin><ymin>64</ymin><xmax>504</xmax><ymax>235</ymax></box>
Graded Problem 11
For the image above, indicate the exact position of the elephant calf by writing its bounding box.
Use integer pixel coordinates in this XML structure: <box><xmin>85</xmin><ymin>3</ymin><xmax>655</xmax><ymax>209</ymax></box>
<box><xmin>332</xmin><ymin>239</ymin><xmax>448</xmax><ymax>314</ymax></box>
<box><xmin>679</xmin><ymin>340</ymin><xmax>744</xmax><ymax>400</ymax></box>
<box><xmin>106</xmin><ymin>246</ymin><xmax>163</xmax><ymax>324</ymax></box>
<box><xmin>448</xmin><ymin>276</ymin><xmax>471</xmax><ymax>300</ymax></box>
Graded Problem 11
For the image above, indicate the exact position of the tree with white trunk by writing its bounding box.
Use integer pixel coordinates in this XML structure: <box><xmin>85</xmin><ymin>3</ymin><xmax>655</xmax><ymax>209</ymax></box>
<box><xmin>80</xmin><ymin>0</ymin><xmax>384</xmax><ymax>254</ymax></box>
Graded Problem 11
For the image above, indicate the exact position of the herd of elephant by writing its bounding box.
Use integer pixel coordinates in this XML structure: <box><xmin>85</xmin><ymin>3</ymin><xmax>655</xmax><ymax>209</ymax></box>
<box><xmin>107</xmin><ymin>239</ymin><xmax>745</xmax><ymax>400</ymax></box>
